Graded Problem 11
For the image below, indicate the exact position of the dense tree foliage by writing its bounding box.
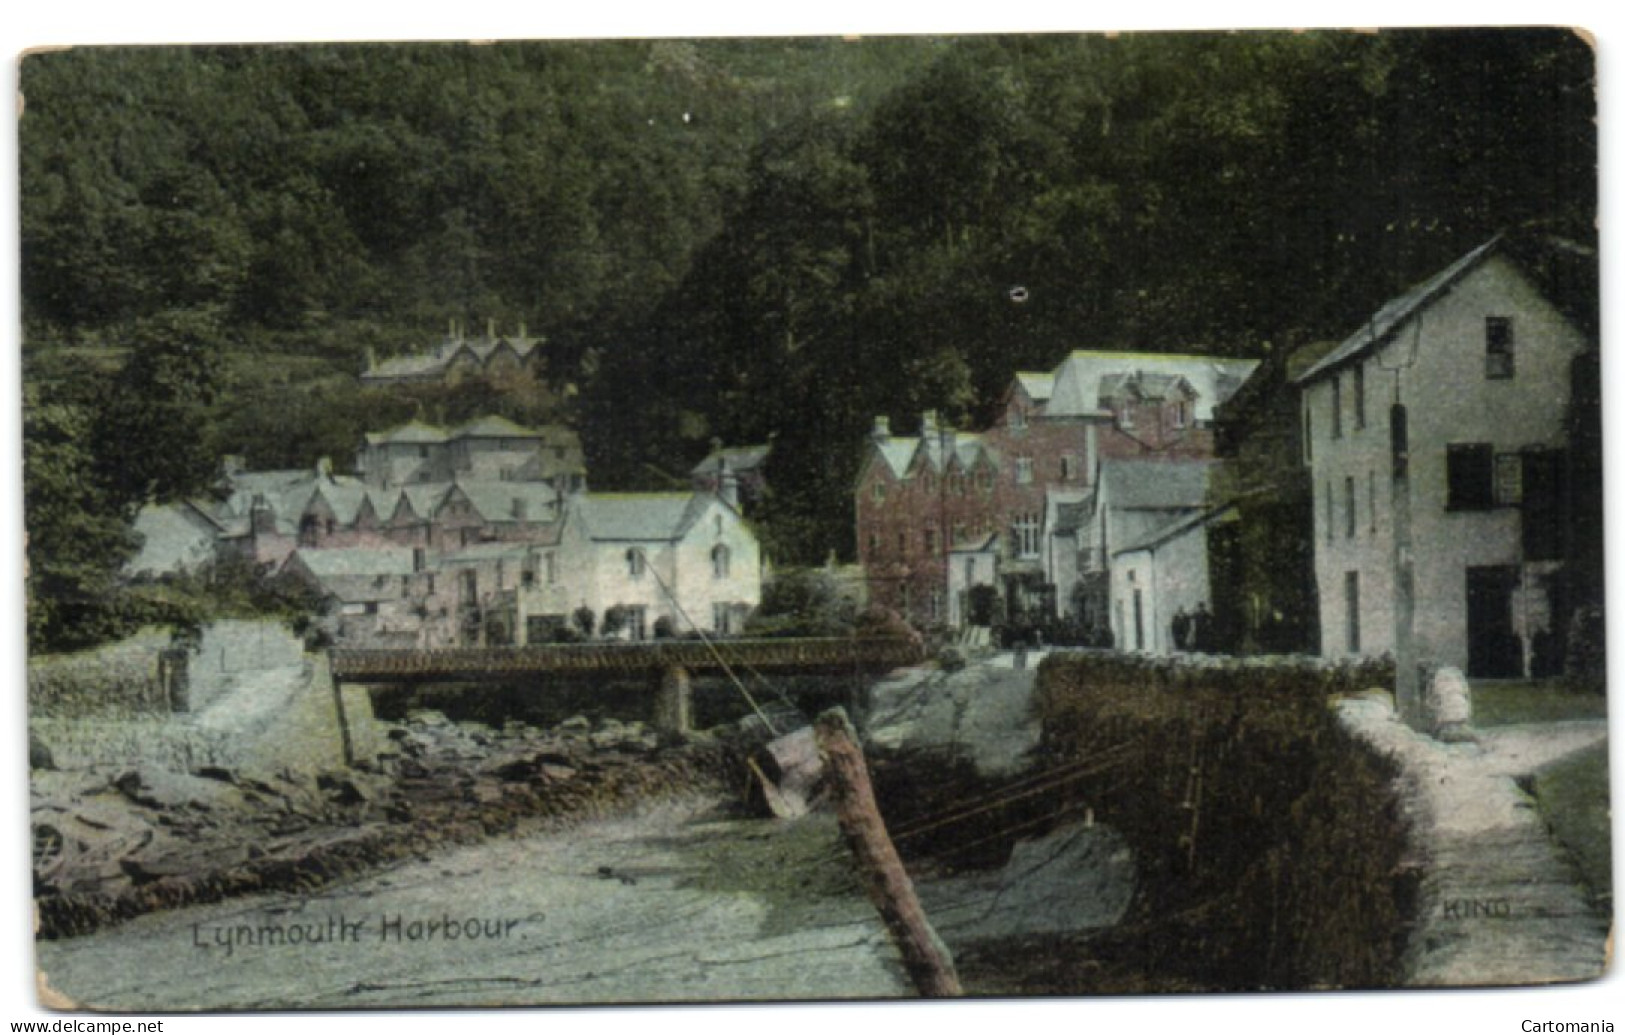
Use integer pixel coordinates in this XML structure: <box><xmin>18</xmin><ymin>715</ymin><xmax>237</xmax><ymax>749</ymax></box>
<box><xmin>20</xmin><ymin>30</ymin><xmax>1596</xmax><ymax>632</ymax></box>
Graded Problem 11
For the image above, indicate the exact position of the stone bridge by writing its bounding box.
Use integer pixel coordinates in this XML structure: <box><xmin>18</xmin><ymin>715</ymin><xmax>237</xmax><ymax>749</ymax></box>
<box><xmin>328</xmin><ymin>637</ymin><xmax>925</xmax><ymax>741</ymax></box>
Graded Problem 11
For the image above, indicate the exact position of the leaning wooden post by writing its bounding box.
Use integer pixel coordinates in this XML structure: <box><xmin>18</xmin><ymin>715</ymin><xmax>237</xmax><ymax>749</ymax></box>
<box><xmin>654</xmin><ymin>664</ymin><xmax>692</xmax><ymax>734</ymax></box>
<box><xmin>814</xmin><ymin>707</ymin><xmax>962</xmax><ymax>997</ymax></box>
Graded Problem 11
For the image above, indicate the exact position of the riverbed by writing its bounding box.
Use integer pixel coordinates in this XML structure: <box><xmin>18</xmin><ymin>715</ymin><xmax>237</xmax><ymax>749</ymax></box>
<box><xmin>37</xmin><ymin>797</ymin><xmax>911</xmax><ymax>1010</ymax></box>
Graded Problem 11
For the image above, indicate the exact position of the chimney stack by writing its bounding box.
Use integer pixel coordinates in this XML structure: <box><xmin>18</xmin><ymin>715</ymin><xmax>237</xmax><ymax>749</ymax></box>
<box><xmin>921</xmin><ymin>410</ymin><xmax>939</xmax><ymax>437</ymax></box>
<box><xmin>487</xmin><ymin>317</ymin><xmax>496</xmax><ymax>342</ymax></box>
<box><xmin>872</xmin><ymin>416</ymin><xmax>891</xmax><ymax>442</ymax></box>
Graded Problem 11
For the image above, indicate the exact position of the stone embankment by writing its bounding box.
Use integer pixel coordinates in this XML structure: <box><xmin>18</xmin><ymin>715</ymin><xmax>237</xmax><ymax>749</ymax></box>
<box><xmin>1337</xmin><ymin>697</ymin><xmax>1610</xmax><ymax>986</ymax></box>
<box><xmin>33</xmin><ymin>710</ymin><xmax>744</xmax><ymax>939</ymax></box>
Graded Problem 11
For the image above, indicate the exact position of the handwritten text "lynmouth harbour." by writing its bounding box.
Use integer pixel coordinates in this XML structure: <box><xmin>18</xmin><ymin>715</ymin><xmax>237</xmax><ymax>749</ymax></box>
<box><xmin>192</xmin><ymin>914</ymin><xmax>537</xmax><ymax>957</ymax></box>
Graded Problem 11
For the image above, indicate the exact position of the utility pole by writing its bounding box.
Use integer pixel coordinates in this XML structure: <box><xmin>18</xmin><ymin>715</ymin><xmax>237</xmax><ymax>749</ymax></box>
<box><xmin>1391</xmin><ymin>400</ymin><xmax>1419</xmax><ymax>726</ymax></box>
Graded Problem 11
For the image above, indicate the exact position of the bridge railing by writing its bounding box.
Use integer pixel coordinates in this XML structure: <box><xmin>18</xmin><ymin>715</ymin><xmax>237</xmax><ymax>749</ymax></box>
<box><xmin>328</xmin><ymin>637</ymin><xmax>925</xmax><ymax>680</ymax></box>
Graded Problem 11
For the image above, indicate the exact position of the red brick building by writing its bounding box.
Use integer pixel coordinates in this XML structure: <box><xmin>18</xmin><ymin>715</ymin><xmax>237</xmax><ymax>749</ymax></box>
<box><xmin>854</xmin><ymin>350</ymin><xmax>1258</xmax><ymax>630</ymax></box>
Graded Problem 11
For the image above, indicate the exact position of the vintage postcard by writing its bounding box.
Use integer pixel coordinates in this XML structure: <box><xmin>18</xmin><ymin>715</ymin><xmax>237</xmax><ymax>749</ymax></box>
<box><xmin>15</xmin><ymin>27</ymin><xmax>1611</xmax><ymax>1015</ymax></box>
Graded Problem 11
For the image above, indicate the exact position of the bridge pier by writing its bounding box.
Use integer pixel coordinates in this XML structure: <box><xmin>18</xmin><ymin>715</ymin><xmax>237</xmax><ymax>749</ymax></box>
<box><xmin>653</xmin><ymin>664</ymin><xmax>692</xmax><ymax>735</ymax></box>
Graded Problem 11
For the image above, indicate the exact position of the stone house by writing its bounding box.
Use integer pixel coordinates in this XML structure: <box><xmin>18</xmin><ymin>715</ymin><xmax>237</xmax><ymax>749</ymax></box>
<box><xmin>855</xmin><ymin>349</ymin><xmax>1256</xmax><ymax>630</ymax></box>
<box><xmin>280</xmin><ymin>547</ymin><xmax>459</xmax><ymax>648</ymax></box>
<box><xmin>1294</xmin><ymin>234</ymin><xmax>1596</xmax><ymax>677</ymax></box>
<box><xmin>359</xmin><ymin>318</ymin><xmax>547</xmax><ymax>387</ymax></box>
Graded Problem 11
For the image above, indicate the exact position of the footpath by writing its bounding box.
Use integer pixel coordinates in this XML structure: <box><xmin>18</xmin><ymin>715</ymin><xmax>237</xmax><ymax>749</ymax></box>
<box><xmin>1338</xmin><ymin>699</ymin><xmax>1610</xmax><ymax>986</ymax></box>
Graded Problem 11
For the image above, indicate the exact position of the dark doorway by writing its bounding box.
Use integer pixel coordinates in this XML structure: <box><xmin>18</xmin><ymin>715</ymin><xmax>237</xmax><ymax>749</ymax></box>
<box><xmin>1132</xmin><ymin>588</ymin><xmax>1144</xmax><ymax>651</ymax></box>
<box><xmin>1466</xmin><ymin>565</ymin><xmax>1522</xmax><ymax>678</ymax></box>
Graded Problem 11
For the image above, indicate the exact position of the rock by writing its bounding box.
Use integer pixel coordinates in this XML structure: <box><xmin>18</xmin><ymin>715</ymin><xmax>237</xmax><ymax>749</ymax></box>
<box><xmin>407</xmin><ymin>709</ymin><xmax>451</xmax><ymax>727</ymax></box>
<box><xmin>114</xmin><ymin>768</ymin><xmax>246</xmax><ymax>812</ymax></box>
<box><xmin>1427</xmin><ymin>666</ymin><xmax>1474</xmax><ymax>740</ymax></box>
<box><xmin>559</xmin><ymin>715</ymin><xmax>592</xmax><ymax>734</ymax></box>
<box><xmin>29</xmin><ymin>729</ymin><xmax>56</xmax><ymax>771</ymax></box>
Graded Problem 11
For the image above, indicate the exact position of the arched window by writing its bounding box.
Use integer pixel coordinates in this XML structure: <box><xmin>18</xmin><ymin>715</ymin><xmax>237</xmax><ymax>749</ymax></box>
<box><xmin>627</xmin><ymin>548</ymin><xmax>645</xmax><ymax>577</ymax></box>
<box><xmin>711</xmin><ymin>544</ymin><xmax>731</xmax><ymax>579</ymax></box>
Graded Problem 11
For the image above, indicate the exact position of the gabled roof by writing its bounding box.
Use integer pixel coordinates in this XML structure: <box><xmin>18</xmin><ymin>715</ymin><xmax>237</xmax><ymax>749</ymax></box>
<box><xmin>451</xmin><ymin>415</ymin><xmax>545</xmax><ymax>440</ymax></box>
<box><xmin>870</xmin><ymin>438</ymin><xmax>920</xmax><ymax>480</ymax></box>
<box><xmin>362</xmin><ymin>335</ymin><xmax>543</xmax><ymax>381</ymax></box>
<box><xmin>1014</xmin><ymin>371</ymin><xmax>1055</xmax><ymax>403</ymax></box>
<box><xmin>455</xmin><ymin>482</ymin><xmax>563</xmax><ymax>527</ymax></box>
<box><xmin>287</xmin><ymin>547</ymin><xmax>419</xmax><ymax>579</ymax></box>
<box><xmin>690</xmin><ymin>443</ymin><xmax>772</xmax><ymax>477</ymax></box>
<box><xmin>364</xmin><ymin>420</ymin><xmax>449</xmax><ymax>446</ymax></box>
<box><xmin>1046</xmin><ymin>350</ymin><xmax>1259</xmax><ymax>422</ymax></box>
<box><xmin>1098</xmin><ymin>459</ymin><xmax>1218</xmax><ymax>511</ymax></box>
<box><xmin>1114</xmin><ymin>501</ymin><xmax>1238</xmax><ymax>556</ymax></box>
<box><xmin>1296</xmin><ymin>235</ymin><xmax>1503</xmax><ymax>384</ymax></box>
<box><xmin>577</xmin><ymin>492</ymin><xmax>712</xmax><ymax>542</ymax></box>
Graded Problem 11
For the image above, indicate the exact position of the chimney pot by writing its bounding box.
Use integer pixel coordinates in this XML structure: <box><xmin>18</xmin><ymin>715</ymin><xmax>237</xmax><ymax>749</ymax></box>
<box><xmin>872</xmin><ymin>416</ymin><xmax>891</xmax><ymax>441</ymax></box>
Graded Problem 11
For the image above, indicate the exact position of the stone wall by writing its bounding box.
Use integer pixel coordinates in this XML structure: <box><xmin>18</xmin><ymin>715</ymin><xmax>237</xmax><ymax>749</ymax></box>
<box><xmin>27</xmin><ymin>629</ymin><xmax>176</xmax><ymax>720</ymax></box>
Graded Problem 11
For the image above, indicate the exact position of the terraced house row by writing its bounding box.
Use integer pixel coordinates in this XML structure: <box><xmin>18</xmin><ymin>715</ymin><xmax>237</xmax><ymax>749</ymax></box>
<box><xmin>128</xmin><ymin>415</ymin><xmax>761</xmax><ymax>649</ymax></box>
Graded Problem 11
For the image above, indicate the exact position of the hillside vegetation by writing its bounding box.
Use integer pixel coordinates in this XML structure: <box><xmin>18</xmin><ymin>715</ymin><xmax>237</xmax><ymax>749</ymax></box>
<box><xmin>20</xmin><ymin>31</ymin><xmax>1595</xmax><ymax>649</ymax></box>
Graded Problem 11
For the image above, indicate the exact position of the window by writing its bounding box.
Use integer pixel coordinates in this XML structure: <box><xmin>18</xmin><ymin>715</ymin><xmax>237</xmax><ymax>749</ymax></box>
<box><xmin>872</xmin><ymin>480</ymin><xmax>886</xmax><ymax>503</ymax></box>
<box><xmin>1013</xmin><ymin>513</ymin><xmax>1041</xmax><ymax>559</ymax></box>
<box><xmin>1446</xmin><ymin>444</ymin><xmax>1496</xmax><ymax>510</ymax></box>
<box><xmin>1331</xmin><ymin>376</ymin><xmax>1343</xmax><ymax>439</ymax></box>
<box><xmin>1354</xmin><ymin>364</ymin><xmax>1367</xmax><ymax>429</ymax></box>
<box><xmin>1345</xmin><ymin>477</ymin><xmax>1357</xmax><ymax>538</ymax></box>
<box><xmin>1368</xmin><ymin>471</ymin><xmax>1378</xmax><ymax>533</ymax></box>
<box><xmin>627</xmin><ymin>548</ymin><xmax>646</xmax><ymax>577</ymax></box>
<box><xmin>1060</xmin><ymin>454</ymin><xmax>1080</xmax><ymax>481</ymax></box>
<box><xmin>1016</xmin><ymin>457</ymin><xmax>1034</xmax><ymax>484</ymax></box>
<box><xmin>1010</xmin><ymin>406</ymin><xmax>1027</xmax><ymax>431</ymax></box>
<box><xmin>1325</xmin><ymin>481</ymin><xmax>1334</xmax><ymax>543</ymax></box>
<box><xmin>1486</xmin><ymin>317</ymin><xmax>1514</xmax><ymax>379</ymax></box>
<box><xmin>626</xmin><ymin>605</ymin><xmax>648</xmax><ymax>641</ymax></box>
<box><xmin>545</xmin><ymin>552</ymin><xmax>557</xmax><ymax>584</ymax></box>
<box><xmin>1302</xmin><ymin>404</ymin><xmax>1313</xmax><ymax>464</ymax></box>
<box><xmin>711</xmin><ymin>544</ymin><xmax>731</xmax><ymax>579</ymax></box>
<box><xmin>1171</xmin><ymin>401</ymin><xmax>1188</xmax><ymax>429</ymax></box>
<box><xmin>1118</xmin><ymin>404</ymin><xmax>1135</xmax><ymax>430</ymax></box>
<box><xmin>964</xmin><ymin>558</ymin><xmax>975</xmax><ymax>585</ymax></box>
<box><xmin>1495</xmin><ymin>453</ymin><xmax>1523</xmax><ymax>506</ymax></box>
<box><xmin>1344</xmin><ymin>572</ymin><xmax>1361</xmax><ymax>653</ymax></box>
<box><xmin>923</xmin><ymin>527</ymin><xmax>937</xmax><ymax>554</ymax></box>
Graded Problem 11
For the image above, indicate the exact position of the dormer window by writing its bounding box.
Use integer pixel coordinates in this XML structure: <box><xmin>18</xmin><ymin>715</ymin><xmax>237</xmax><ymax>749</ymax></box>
<box><xmin>1118</xmin><ymin>405</ymin><xmax>1135</xmax><ymax>430</ymax></box>
<box><xmin>1010</xmin><ymin>406</ymin><xmax>1028</xmax><ymax>431</ymax></box>
<box><xmin>1171</xmin><ymin>401</ymin><xmax>1187</xmax><ymax>429</ymax></box>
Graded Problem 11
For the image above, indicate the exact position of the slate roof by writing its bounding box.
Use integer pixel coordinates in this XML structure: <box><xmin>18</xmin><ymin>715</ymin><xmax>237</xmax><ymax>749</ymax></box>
<box><xmin>690</xmin><ymin>443</ymin><xmax>772</xmax><ymax>477</ymax></box>
<box><xmin>1295</xmin><ymin>235</ymin><xmax>1503</xmax><ymax>384</ymax></box>
<box><xmin>868</xmin><ymin>431</ymin><xmax>997</xmax><ymax>481</ymax></box>
<box><xmin>1015</xmin><ymin>371</ymin><xmax>1055</xmax><ymax>403</ymax></box>
<box><xmin>456</xmin><ymin>482</ymin><xmax>562</xmax><ymax>525</ymax></box>
<box><xmin>577</xmin><ymin>493</ymin><xmax>712</xmax><ymax>542</ymax></box>
<box><xmin>1098</xmin><ymin>459</ymin><xmax>1218</xmax><ymax>511</ymax></box>
<box><xmin>451</xmin><ymin>415</ymin><xmax>546</xmax><ymax>440</ymax></box>
<box><xmin>1046</xmin><ymin>350</ymin><xmax>1259</xmax><ymax>422</ymax></box>
<box><xmin>1114</xmin><ymin>501</ymin><xmax>1238</xmax><ymax>556</ymax></box>
<box><xmin>288</xmin><ymin>547</ymin><xmax>419</xmax><ymax>578</ymax></box>
<box><xmin>364</xmin><ymin>420</ymin><xmax>449</xmax><ymax>446</ymax></box>
<box><xmin>362</xmin><ymin>336</ymin><xmax>543</xmax><ymax>381</ymax></box>
<box><xmin>434</xmin><ymin>542</ymin><xmax>539</xmax><ymax>568</ymax></box>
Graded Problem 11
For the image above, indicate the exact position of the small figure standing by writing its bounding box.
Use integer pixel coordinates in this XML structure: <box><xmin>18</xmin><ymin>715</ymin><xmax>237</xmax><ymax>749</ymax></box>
<box><xmin>1191</xmin><ymin>602</ymin><xmax>1213</xmax><ymax>654</ymax></box>
<box><xmin>1171</xmin><ymin>607</ymin><xmax>1191</xmax><ymax>652</ymax></box>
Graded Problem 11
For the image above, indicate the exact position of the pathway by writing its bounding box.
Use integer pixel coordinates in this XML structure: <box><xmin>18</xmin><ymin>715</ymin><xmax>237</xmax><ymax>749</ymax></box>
<box><xmin>1338</xmin><ymin>699</ymin><xmax>1610</xmax><ymax>987</ymax></box>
